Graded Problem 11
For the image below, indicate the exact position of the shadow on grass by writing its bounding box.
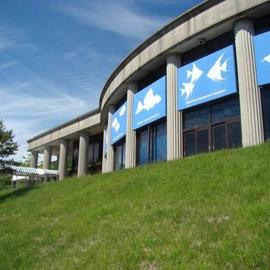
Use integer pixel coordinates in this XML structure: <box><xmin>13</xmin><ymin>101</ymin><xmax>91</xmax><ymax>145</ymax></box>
<box><xmin>0</xmin><ymin>186</ymin><xmax>39</xmax><ymax>204</ymax></box>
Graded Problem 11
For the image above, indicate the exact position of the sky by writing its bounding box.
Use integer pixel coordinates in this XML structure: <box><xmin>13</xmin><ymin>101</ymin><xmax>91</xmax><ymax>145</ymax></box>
<box><xmin>0</xmin><ymin>0</ymin><xmax>202</xmax><ymax>161</ymax></box>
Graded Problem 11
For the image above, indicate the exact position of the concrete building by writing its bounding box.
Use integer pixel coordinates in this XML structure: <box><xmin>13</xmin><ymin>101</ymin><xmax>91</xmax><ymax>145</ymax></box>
<box><xmin>28</xmin><ymin>0</ymin><xmax>270</xmax><ymax>180</ymax></box>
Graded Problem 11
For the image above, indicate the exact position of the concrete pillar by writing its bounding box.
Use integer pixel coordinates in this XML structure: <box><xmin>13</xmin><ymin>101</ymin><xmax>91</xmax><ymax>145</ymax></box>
<box><xmin>68</xmin><ymin>141</ymin><xmax>75</xmax><ymax>175</ymax></box>
<box><xmin>102</xmin><ymin>128</ymin><xmax>108</xmax><ymax>173</ymax></box>
<box><xmin>167</xmin><ymin>54</ymin><xmax>183</xmax><ymax>160</ymax></box>
<box><xmin>107</xmin><ymin>105</ymin><xmax>115</xmax><ymax>172</ymax></box>
<box><xmin>55</xmin><ymin>154</ymin><xmax>59</xmax><ymax>170</ymax></box>
<box><xmin>125</xmin><ymin>83</ymin><xmax>137</xmax><ymax>168</ymax></box>
<box><xmin>77</xmin><ymin>132</ymin><xmax>89</xmax><ymax>177</ymax></box>
<box><xmin>30</xmin><ymin>151</ymin><xmax>38</xmax><ymax>168</ymax></box>
<box><xmin>234</xmin><ymin>19</ymin><xmax>264</xmax><ymax>147</ymax></box>
<box><xmin>58</xmin><ymin>139</ymin><xmax>68</xmax><ymax>180</ymax></box>
<box><xmin>43</xmin><ymin>145</ymin><xmax>52</xmax><ymax>170</ymax></box>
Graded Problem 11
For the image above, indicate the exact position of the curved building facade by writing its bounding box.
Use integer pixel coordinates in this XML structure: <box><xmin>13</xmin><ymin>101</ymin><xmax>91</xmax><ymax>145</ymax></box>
<box><xmin>28</xmin><ymin>0</ymin><xmax>270</xmax><ymax>179</ymax></box>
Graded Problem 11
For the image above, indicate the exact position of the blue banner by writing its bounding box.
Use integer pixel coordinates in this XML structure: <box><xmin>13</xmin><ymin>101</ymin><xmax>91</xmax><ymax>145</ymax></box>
<box><xmin>178</xmin><ymin>45</ymin><xmax>237</xmax><ymax>110</ymax></box>
<box><xmin>133</xmin><ymin>76</ymin><xmax>166</xmax><ymax>130</ymax></box>
<box><xmin>111</xmin><ymin>102</ymin><xmax>127</xmax><ymax>144</ymax></box>
<box><xmin>254</xmin><ymin>31</ymin><xmax>270</xmax><ymax>86</ymax></box>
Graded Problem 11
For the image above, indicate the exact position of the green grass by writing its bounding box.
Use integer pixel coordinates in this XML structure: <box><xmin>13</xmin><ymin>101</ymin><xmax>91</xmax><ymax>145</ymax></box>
<box><xmin>0</xmin><ymin>144</ymin><xmax>270</xmax><ymax>269</ymax></box>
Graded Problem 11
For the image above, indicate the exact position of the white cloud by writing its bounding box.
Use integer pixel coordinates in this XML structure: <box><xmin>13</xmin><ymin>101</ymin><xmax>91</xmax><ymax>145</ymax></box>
<box><xmin>63</xmin><ymin>50</ymin><xmax>79</xmax><ymax>60</ymax></box>
<box><xmin>0</xmin><ymin>60</ymin><xmax>18</xmax><ymax>70</ymax></box>
<box><xmin>57</xmin><ymin>1</ymin><xmax>169</xmax><ymax>40</ymax></box>
<box><xmin>0</xmin><ymin>80</ymin><xmax>92</xmax><ymax>161</ymax></box>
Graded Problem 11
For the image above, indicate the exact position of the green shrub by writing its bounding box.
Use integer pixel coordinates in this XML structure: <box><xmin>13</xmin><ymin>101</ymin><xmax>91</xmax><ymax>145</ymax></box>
<box><xmin>0</xmin><ymin>175</ymin><xmax>11</xmax><ymax>190</ymax></box>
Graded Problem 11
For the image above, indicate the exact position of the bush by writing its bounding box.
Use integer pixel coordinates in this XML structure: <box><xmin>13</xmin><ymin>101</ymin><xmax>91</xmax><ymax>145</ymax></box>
<box><xmin>0</xmin><ymin>175</ymin><xmax>11</xmax><ymax>190</ymax></box>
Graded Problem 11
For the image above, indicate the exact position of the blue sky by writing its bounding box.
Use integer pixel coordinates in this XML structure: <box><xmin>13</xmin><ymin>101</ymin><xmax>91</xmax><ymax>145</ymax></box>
<box><xmin>0</xmin><ymin>0</ymin><xmax>202</xmax><ymax>161</ymax></box>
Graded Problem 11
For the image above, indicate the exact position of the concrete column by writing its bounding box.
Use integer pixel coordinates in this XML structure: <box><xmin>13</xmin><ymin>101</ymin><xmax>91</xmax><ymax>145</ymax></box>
<box><xmin>58</xmin><ymin>139</ymin><xmax>68</xmax><ymax>180</ymax></box>
<box><xmin>68</xmin><ymin>141</ymin><xmax>74</xmax><ymax>174</ymax></box>
<box><xmin>125</xmin><ymin>83</ymin><xmax>137</xmax><ymax>168</ymax></box>
<box><xmin>107</xmin><ymin>105</ymin><xmax>115</xmax><ymax>172</ymax></box>
<box><xmin>235</xmin><ymin>19</ymin><xmax>264</xmax><ymax>147</ymax></box>
<box><xmin>167</xmin><ymin>54</ymin><xmax>182</xmax><ymax>160</ymax></box>
<box><xmin>77</xmin><ymin>132</ymin><xmax>89</xmax><ymax>177</ymax></box>
<box><xmin>55</xmin><ymin>154</ymin><xmax>59</xmax><ymax>170</ymax></box>
<box><xmin>102</xmin><ymin>128</ymin><xmax>108</xmax><ymax>173</ymax></box>
<box><xmin>30</xmin><ymin>151</ymin><xmax>38</xmax><ymax>168</ymax></box>
<box><xmin>43</xmin><ymin>145</ymin><xmax>52</xmax><ymax>170</ymax></box>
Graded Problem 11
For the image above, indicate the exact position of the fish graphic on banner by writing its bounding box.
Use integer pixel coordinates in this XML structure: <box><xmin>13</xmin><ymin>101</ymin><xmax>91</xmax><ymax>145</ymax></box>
<box><xmin>111</xmin><ymin>103</ymin><xmax>127</xmax><ymax>144</ymax></box>
<box><xmin>254</xmin><ymin>30</ymin><xmax>270</xmax><ymax>86</ymax></box>
<box><xmin>178</xmin><ymin>45</ymin><xmax>237</xmax><ymax>110</ymax></box>
<box><xmin>133</xmin><ymin>76</ymin><xmax>166</xmax><ymax>130</ymax></box>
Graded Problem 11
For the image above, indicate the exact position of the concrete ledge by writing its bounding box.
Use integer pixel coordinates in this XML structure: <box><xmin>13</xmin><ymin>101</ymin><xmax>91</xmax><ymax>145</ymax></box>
<box><xmin>27</xmin><ymin>110</ymin><xmax>101</xmax><ymax>151</ymax></box>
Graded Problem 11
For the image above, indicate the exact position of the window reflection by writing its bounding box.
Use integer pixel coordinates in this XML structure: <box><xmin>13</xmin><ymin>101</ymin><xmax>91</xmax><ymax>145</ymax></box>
<box><xmin>137</xmin><ymin>120</ymin><xmax>167</xmax><ymax>165</ymax></box>
<box><xmin>114</xmin><ymin>141</ymin><xmax>125</xmax><ymax>170</ymax></box>
<box><xmin>211</xmin><ymin>98</ymin><xmax>240</xmax><ymax>123</ymax></box>
<box><xmin>184</xmin><ymin>107</ymin><xmax>209</xmax><ymax>129</ymax></box>
<box><xmin>183</xmin><ymin>96</ymin><xmax>241</xmax><ymax>157</ymax></box>
<box><xmin>261</xmin><ymin>87</ymin><xmax>270</xmax><ymax>140</ymax></box>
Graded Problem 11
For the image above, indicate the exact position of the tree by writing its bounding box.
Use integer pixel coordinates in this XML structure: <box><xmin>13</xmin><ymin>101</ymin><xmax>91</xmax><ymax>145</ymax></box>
<box><xmin>0</xmin><ymin>120</ymin><xmax>19</xmax><ymax>175</ymax></box>
<box><xmin>20</xmin><ymin>153</ymin><xmax>31</xmax><ymax>167</ymax></box>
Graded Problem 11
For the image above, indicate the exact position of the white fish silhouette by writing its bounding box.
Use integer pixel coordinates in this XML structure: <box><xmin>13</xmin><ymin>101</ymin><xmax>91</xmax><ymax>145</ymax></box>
<box><xmin>207</xmin><ymin>53</ymin><xmax>228</xmax><ymax>82</ymax></box>
<box><xmin>181</xmin><ymin>82</ymin><xmax>195</xmax><ymax>100</ymax></box>
<box><xmin>119</xmin><ymin>105</ymin><xmax>126</xmax><ymax>116</ymax></box>
<box><xmin>187</xmin><ymin>63</ymin><xmax>203</xmax><ymax>83</ymax></box>
<box><xmin>112</xmin><ymin>118</ymin><xmax>120</xmax><ymax>132</ymax></box>
<box><xmin>135</xmin><ymin>88</ymin><xmax>162</xmax><ymax>114</ymax></box>
<box><xmin>181</xmin><ymin>63</ymin><xmax>202</xmax><ymax>100</ymax></box>
<box><xmin>261</xmin><ymin>54</ymin><xmax>270</xmax><ymax>63</ymax></box>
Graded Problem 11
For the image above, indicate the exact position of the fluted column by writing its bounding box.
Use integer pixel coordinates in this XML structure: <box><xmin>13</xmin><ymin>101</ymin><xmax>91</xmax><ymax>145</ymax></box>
<box><xmin>102</xmin><ymin>128</ymin><xmax>108</xmax><ymax>173</ymax></box>
<box><xmin>43</xmin><ymin>145</ymin><xmax>52</xmax><ymax>170</ymax></box>
<box><xmin>235</xmin><ymin>19</ymin><xmax>264</xmax><ymax>147</ymax></box>
<box><xmin>125</xmin><ymin>83</ymin><xmax>137</xmax><ymax>168</ymax></box>
<box><xmin>30</xmin><ymin>151</ymin><xmax>39</xmax><ymax>168</ymax></box>
<box><xmin>59</xmin><ymin>139</ymin><xmax>68</xmax><ymax>180</ymax></box>
<box><xmin>107</xmin><ymin>105</ymin><xmax>115</xmax><ymax>172</ymax></box>
<box><xmin>167</xmin><ymin>54</ymin><xmax>182</xmax><ymax>160</ymax></box>
<box><xmin>77</xmin><ymin>132</ymin><xmax>89</xmax><ymax>177</ymax></box>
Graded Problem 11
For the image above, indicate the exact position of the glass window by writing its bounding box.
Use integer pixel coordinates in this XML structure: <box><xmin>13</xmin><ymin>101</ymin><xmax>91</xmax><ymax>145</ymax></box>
<box><xmin>184</xmin><ymin>132</ymin><xmax>195</xmax><ymax>156</ymax></box>
<box><xmin>261</xmin><ymin>87</ymin><xmax>270</xmax><ymax>140</ymax></box>
<box><xmin>183</xmin><ymin>95</ymin><xmax>241</xmax><ymax>156</ymax></box>
<box><xmin>137</xmin><ymin>128</ymin><xmax>149</xmax><ymax>165</ymax></box>
<box><xmin>114</xmin><ymin>142</ymin><xmax>125</xmax><ymax>170</ymax></box>
<box><xmin>211</xmin><ymin>98</ymin><xmax>240</xmax><ymax>123</ymax></box>
<box><xmin>197</xmin><ymin>129</ymin><xmax>209</xmax><ymax>154</ymax></box>
<box><xmin>184</xmin><ymin>107</ymin><xmax>209</xmax><ymax>129</ymax></box>
<box><xmin>227</xmin><ymin>121</ymin><xmax>242</xmax><ymax>148</ymax></box>
<box><xmin>136</xmin><ymin>120</ymin><xmax>167</xmax><ymax>165</ymax></box>
<box><xmin>88</xmin><ymin>143</ymin><xmax>101</xmax><ymax>163</ymax></box>
<box><xmin>152</xmin><ymin>122</ymin><xmax>167</xmax><ymax>162</ymax></box>
<box><xmin>212</xmin><ymin>124</ymin><xmax>226</xmax><ymax>151</ymax></box>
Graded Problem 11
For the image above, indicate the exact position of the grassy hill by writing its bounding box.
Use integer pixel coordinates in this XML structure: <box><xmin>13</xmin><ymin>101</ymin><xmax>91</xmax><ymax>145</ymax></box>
<box><xmin>0</xmin><ymin>144</ymin><xmax>270</xmax><ymax>269</ymax></box>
